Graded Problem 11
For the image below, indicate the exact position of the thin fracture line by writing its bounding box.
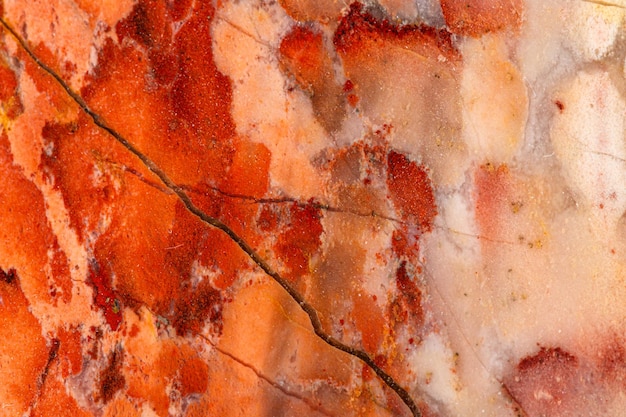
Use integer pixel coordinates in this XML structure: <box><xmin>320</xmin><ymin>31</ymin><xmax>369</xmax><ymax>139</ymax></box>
<box><xmin>0</xmin><ymin>17</ymin><xmax>421</xmax><ymax>417</ymax></box>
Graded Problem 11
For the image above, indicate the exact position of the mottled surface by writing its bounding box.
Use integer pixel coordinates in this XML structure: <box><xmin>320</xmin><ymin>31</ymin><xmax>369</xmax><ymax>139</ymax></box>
<box><xmin>1</xmin><ymin>1</ymin><xmax>626</xmax><ymax>416</ymax></box>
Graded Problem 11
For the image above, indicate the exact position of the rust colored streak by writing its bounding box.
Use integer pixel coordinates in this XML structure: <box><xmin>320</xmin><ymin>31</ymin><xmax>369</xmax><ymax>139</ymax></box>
<box><xmin>278</xmin><ymin>0</ymin><xmax>344</xmax><ymax>23</ymax></box>
<box><xmin>386</xmin><ymin>151</ymin><xmax>437</xmax><ymax>232</ymax></box>
<box><xmin>98</xmin><ymin>347</ymin><xmax>126</xmax><ymax>404</ymax></box>
<box><xmin>37</xmin><ymin>339</ymin><xmax>61</xmax><ymax>391</ymax></box>
<box><xmin>395</xmin><ymin>262</ymin><xmax>424</xmax><ymax>325</ymax></box>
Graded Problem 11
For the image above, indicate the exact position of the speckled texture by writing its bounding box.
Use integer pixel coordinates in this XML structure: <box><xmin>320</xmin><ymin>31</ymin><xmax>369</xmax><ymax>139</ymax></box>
<box><xmin>1</xmin><ymin>1</ymin><xmax>626</xmax><ymax>416</ymax></box>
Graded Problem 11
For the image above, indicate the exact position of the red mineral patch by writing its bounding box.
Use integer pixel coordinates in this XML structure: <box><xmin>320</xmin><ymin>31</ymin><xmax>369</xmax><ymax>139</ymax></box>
<box><xmin>386</xmin><ymin>150</ymin><xmax>437</xmax><ymax>232</ymax></box>
<box><xmin>275</xmin><ymin>202</ymin><xmax>324</xmax><ymax>280</ymax></box>
<box><xmin>0</xmin><ymin>132</ymin><xmax>65</xmax><ymax>305</ymax></box>
<box><xmin>279</xmin><ymin>26</ymin><xmax>327</xmax><ymax>94</ymax></box>
<box><xmin>179</xmin><ymin>354</ymin><xmax>210</xmax><ymax>397</ymax></box>
<box><xmin>440</xmin><ymin>0</ymin><xmax>524</xmax><ymax>37</ymax></box>
<box><xmin>127</xmin><ymin>341</ymin><xmax>207</xmax><ymax>415</ymax></box>
<box><xmin>218</xmin><ymin>138</ymin><xmax>271</xmax><ymax>244</ymax></box>
<box><xmin>391</xmin><ymin>228</ymin><xmax>420</xmax><ymax>260</ymax></box>
<box><xmin>504</xmin><ymin>346</ymin><xmax>593</xmax><ymax>417</ymax></box>
<box><xmin>394</xmin><ymin>261</ymin><xmax>424</xmax><ymax>326</ymax></box>
<box><xmin>32</xmin><ymin>354</ymin><xmax>91</xmax><ymax>417</ymax></box>
<box><xmin>0</xmin><ymin>56</ymin><xmax>23</xmax><ymax>119</ymax></box>
<box><xmin>279</xmin><ymin>25</ymin><xmax>346</xmax><ymax>132</ymax></box>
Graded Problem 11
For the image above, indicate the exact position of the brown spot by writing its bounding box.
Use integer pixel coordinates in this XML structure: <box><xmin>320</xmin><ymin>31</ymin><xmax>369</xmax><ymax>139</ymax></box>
<box><xmin>555</xmin><ymin>100</ymin><xmax>565</xmax><ymax>112</ymax></box>
<box><xmin>517</xmin><ymin>346</ymin><xmax>577</xmax><ymax>372</ymax></box>
<box><xmin>98</xmin><ymin>347</ymin><xmax>125</xmax><ymax>404</ymax></box>
<box><xmin>0</xmin><ymin>267</ymin><xmax>17</xmax><ymax>284</ymax></box>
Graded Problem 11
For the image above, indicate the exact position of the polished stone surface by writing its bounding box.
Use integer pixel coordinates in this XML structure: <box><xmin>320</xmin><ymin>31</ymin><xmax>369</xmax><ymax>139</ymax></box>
<box><xmin>1</xmin><ymin>1</ymin><xmax>626</xmax><ymax>416</ymax></box>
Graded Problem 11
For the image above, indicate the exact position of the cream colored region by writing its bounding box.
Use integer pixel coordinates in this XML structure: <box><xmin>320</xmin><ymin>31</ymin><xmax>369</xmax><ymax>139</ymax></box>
<box><xmin>551</xmin><ymin>69</ymin><xmax>626</xmax><ymax>231</ymax></box>
<box><xmin>566</xmin><ymin>0</ymin><xmax>625</xmax><ymax>61</ymax></box>
<box><xmin>461</xmin><ymin>34</ymin><xmax>528</xmax><ymax>164</ymax></box>
<box><xmin>212</xmin><ymin>1</ymin><xmax>331</xmax><ymax>200</ymax></box>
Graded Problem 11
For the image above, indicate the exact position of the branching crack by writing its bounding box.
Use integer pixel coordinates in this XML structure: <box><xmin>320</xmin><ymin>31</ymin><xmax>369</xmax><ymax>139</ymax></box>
<box><xmin>108</xmin><ymin>157</ymin><xmax>404</xmax><ymax>223</ymax></box>
<box><xmin>0</xmin><ymin>17</ymin><xmax>421</xmax><ymax>417</ymax></box>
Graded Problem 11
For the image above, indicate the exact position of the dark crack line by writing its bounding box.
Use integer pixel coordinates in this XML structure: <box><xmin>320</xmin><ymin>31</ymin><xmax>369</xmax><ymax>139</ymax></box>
<box><xmin>103</xmin><ymin>157</ymin><xmax>405</xmax><ymax>223</ymax></box>
<box><xmin>0</xmin><ymin>17</ymin><xmax>421</xmax><ymax>417</ymax></box>
<box><xmin>199</xmin><ymin>335</ymin><xmax>337</xmax><ymax>417</ymax></box>
<box><xmin>500</xmin><ymin>382</ymin><xmax>529</xmax><ymax>417</ymax></box>
<box><xmin>181</xmin><ymin>183</ymin><xmax>403</xmax><ymax>223</ymax></box>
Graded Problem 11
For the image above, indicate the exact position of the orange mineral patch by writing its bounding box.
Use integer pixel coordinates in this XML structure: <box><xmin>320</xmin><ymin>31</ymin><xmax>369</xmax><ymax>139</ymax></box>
<box><xmin>0</xmin><ymin>269</ymin><xmax>48</xmax><ymax>416</ymax></box>
<box><xmin>474</xmin><ymin>163</ymin><xmax>510</xmax><ymax>235</ymax></box>
<box><xmin>352</xmin><ymin>291</ymin><xmax>385</xmax><ymax>353</ymax></box>
<box><xmin>440</xmin><ymin>0</ymin><xmax>524</xmax><ymax>37</ymax></box>
<box><xmin>0</xmin><ymin>132</ymin><xmax>68</xmax><ymax>307</ymax></box>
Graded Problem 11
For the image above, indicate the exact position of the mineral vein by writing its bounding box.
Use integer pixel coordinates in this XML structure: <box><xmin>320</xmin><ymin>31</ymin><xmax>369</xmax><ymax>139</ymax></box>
<box><xmin>0</xmin><ymin>16</ymin><xmax>421</xmax><ymax>417</ymax></box>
